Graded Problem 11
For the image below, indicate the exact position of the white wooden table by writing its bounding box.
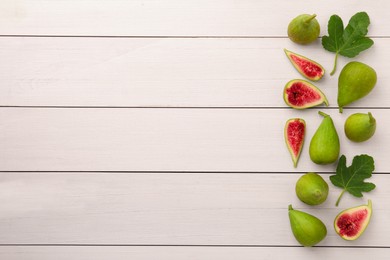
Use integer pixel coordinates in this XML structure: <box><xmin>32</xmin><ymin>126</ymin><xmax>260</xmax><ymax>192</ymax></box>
<box><xmin>1</xmin><ymin>0</ymin><xmax>389</xmax><ymax>259</ymax></box>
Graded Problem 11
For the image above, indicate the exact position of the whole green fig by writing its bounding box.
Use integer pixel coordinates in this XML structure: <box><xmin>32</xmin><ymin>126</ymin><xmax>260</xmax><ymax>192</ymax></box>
<box><xmin>288</xmin><ymin>14</ymin><xmax>320</xmax><ymax>44</ymax></box>
<box><xmin>344</xmin><ymin>112</ymin><xmax>376</xmax><ymax>142</ymax></box>
<box><xmin>288</xmin><ymin>205</ymin><xmax>327</xmax><ymax>246</ymax></box>
<box><xmin>309</xmin><ymin>111</ymin><xmax>340</xmax><ymax>165</ymax></box>
<box><xmin>296</xmin><ymin>173</ymin><xmax>329</xmax><ymax>205</ymax></box>
<box><xmin>338</xmin><ymin>62</ymin><xmax>377</xmax><ymax>113</ymax></box>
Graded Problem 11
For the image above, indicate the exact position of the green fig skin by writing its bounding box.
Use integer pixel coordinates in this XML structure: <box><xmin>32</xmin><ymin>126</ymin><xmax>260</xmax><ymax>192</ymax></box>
<box><xmin>288</xmin><ymin>205</ymin><xmax>327</xmax><ymax>246</ymax></box>
<box><xmin>338</xmin><ymin>62</ymin><xmax>377</xmax><ymax>113</ymax></box>
<box><xmin>296</xmin><ymin>173</ymin><xmax>329</xmax><ymax>205</ymax></box>
<box><xmin>309</xmin><ymin>111</ymin><xmax>340</xmax><ymax>165</ymax></box>
<box><xmin>288</xmin><ymin>14</ymin><xmax>320</xmax><ymax>45</ymax></box>
<box><xmin>344</xmin><ymin>112</ymin><xmax>376</xmax><ymax>142</ymax></box>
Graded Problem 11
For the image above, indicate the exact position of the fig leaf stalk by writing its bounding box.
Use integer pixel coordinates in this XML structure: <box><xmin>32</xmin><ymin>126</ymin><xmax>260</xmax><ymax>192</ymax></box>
<box><xmin>330</xmin><ymin>52</ymin><xmax>339</xmax><ymax>76</ymax></box>
<box><xmin>335</xmin><ymin>190</ymin><xmax>346</xmax><ymax>206</ymax></box>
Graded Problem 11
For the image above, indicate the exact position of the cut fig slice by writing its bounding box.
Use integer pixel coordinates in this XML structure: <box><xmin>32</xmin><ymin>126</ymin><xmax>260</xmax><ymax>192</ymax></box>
<box><xmin>284</xmin><ymin>49</ymin><xmax>325</xmax><ymax>81</ymax></box>
<box><xmin>334</xmin><ymin>200</ymin><xmax>372</xmax><ymax>241</ymax></box>
<box><xmin>285</xmin><ymin>118</ymin><xmax>306</xmax><ymax>167</ymax></box>
<box><xmin>284</xmin><ymin>79</ymin><xmax>329</xmax><ymax>109</ymax></box>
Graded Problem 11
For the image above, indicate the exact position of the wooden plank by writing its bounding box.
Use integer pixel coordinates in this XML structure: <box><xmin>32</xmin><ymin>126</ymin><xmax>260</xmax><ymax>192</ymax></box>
<box><xmin>0</xmin><ymin>246</ymin><xmax>389</xmax><ymax>260</ymax></box>
<box><xmin>0</xmin><ymin>0</ymin><xmax>388</xmax><ymax>36</ymax></box>
<box><xmin>0</xmin><ymin>173</ymin><xmax>386</xmax><ymax>245</ymax></box>
<box><xmin>0</xmin><ymin>37</ymin><xmax>386</xmax><ymax>107</ymax></box>
<box><xmin>0</xmin><ymin>108</ymin><xmax>386</xmax><ymax>172</ymax></box>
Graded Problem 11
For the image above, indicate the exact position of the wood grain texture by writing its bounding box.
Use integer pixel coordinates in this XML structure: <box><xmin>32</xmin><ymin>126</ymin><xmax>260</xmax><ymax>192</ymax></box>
<box><xmin>0</xmin><ymin>108</ymin><xmax>387</xmax><ymax>172</ymax></box>
<box><xmin>0</xmin><ymin>37</ymin><xmax>386</xmax><ymax>107</ymax></box>
<box><xmin>0</xmin><ymin>0</ymin><xmax>387</xmax><ymax>36</ymax></box>
<box><xmin>0</xmin><ymin>173</ymin><xmax>386</xmax><ymax>246</ymax></box>
<box><xmin>0</xmin><ymin>246</ymin><xmax>389</xmax><ymax>260</ymax></box>
<box><xmin>1</xmin><ymin>0</ymin><xmax>388</xmax><ymax>257</ymax></box>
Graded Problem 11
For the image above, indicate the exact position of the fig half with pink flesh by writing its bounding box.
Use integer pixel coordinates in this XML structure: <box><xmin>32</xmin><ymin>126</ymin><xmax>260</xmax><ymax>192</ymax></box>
<box><xmin>284</xmin><ymin>49</ymin><xmax>325</xmax><ymax>81</ymax></box>
<box><xmin>334</xmin><ymin>200</ymin><xmax>372</xmax><ymax>240</ymax></box>
<box><xmin>285</xmin><ymin>118</ymin><xmax>305</xmax><ymax>167</ymax></box>
<box><xmin>284</xmin><ymin>79</ymin><xmax>329</xmax><ymax>109</ymax></box>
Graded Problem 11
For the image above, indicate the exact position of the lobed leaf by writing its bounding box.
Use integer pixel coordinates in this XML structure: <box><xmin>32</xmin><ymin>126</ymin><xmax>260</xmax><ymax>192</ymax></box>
<box><xmin>322</xmin><ymin>12</ymin><xmax>374</xmax><ymax>75</ymax></box>
<box><xmin>330</xmin><ymin>154</ymin><xmax>375</xmax><ymax>206</ymax></box>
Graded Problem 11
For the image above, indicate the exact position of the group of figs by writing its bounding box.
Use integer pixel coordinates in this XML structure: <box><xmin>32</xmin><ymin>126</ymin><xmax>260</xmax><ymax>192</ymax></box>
<box><xmin>284</xmin><ymin>14</ymin><xmax>377</xmax><ymax>246</ymax></box>
<box><xmin>283</xmin><ymin>22</ymin><xmax>378</xmax><ymax>168</ymax></box>
<box><xmin>289</xmin><ymin>172</ymin><xmax>373</xmax><ymax>246</ymax></box>
<box><xmin>284</xmin><ymin>51</ymin><xmax>377</xmax><ymax>167</ymax></box>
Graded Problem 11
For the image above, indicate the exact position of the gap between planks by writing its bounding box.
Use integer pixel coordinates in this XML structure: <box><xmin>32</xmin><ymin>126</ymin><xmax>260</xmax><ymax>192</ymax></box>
<box><xmin>0</xmin><ymin>244</ymin><xmax>389</xmax><ymax>248</ymax></box>
<box><xmin>0</xmin><ymin>171</ymin><xmax>389</xmax><ymax>175</ymax></box>
<box><xmin>0</xmin><ymin>35</ymin><xmax>389</xmax><ymax>39</ymax></box>
<box><xmin>1</xmin><ymin>106</ymin><xmax>390</xmax><ymax>110</ymax></box>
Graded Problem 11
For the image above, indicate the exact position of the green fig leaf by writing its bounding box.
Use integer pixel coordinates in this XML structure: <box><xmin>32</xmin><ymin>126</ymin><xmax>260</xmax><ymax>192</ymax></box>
<box><xmin>330</xmin><ymin>155</ymin><xmax>375</xmax><ymax>206</ymax></box>
<box><xmin>322</xmin><ymin>12</ymin><xmax>374</xmax><ymax>75</ymax></box>
<box><xmin>339</xmin><ymin>37</ymin><xmax>374</xmax><ymax>58</ymax></box>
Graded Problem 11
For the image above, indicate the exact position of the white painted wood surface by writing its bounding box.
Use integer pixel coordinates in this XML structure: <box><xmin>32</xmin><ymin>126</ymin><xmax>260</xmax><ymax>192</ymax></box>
<box><xmin>0</xmin><ymin>246</ymin><xmax>389</xmax><ymax>260</ymax></box>
<box><xmin>0</xmin><ymin>37</ymin><xmax>386</xmax><ymax>107</ymax></box>
<box><xmin>1</xmin><ymin>0</ymin><xmax>388</xmax><ymax>259</ymax></box>
<box><xmin>0</xmin><ymin>173</ymin><xmax>387</xmax><ymax>246</ymax></box>
<box><xmin>0</xmin><ymin>108</ymin><xmax>388</xmax><ymax>172</ymax></box>
<box><xmin>0</xmin><ymin>0</ymin><xmax>388</xmax><ymax>36</ymax></box>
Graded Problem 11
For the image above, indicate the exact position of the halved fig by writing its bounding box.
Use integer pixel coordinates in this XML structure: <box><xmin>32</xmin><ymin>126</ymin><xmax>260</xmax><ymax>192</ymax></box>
<box><xmin>334</xmin><ymin>200</ymin><xmax>372</xmax><ymax>241</ymax></box>
<box><xmin>284</xmin><ymin>79</ymin><xmax>329</xmax><ymax>109</ymax></box>
<box><xmin>285</xmin><ymin>118</ymin><xmax>306</xmax><ymax>167</ymax></box>
<box><xmin>284</xmin><ymin>49</ymin><xmax>325</xmax><ymax>81</ymax></box>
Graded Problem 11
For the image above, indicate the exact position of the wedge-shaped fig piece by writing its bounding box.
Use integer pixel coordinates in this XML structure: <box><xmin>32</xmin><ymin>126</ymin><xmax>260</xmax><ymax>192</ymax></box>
<box><xmin>309</xmin><ymin>111</ymin><xmax>340</xmax><ymax>165</ymax></box>
<box><xmin>334</xmin><ymin>200</ymin><xmax>372</xmax><ymax>240</ymax></box>
<box><xmin>284</xmin><ymin>79</ymin><xmax>328</xmax><ymax>109</ymax></box>
<box><xmin>285</xmin><ymin>118</ymin><xmax>306</xmax><ymax>167</ymax></box>
<box><xmin>338</xmin><ymin>62</ymin><xmax>377</xmax><ymax>113</ymax></box>
<box><xmin>284</xmin><ymin>49</ymin><xmax>325</xmax><ymax>81</ymax></box>
<box><xmin>288</xmin><ymin>205</ymin><xmax>327</xmax><ymax>246</ymax></box>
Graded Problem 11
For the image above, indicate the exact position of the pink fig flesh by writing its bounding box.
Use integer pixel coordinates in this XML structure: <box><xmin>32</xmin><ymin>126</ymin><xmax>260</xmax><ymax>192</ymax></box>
<box><xmin>284</xmin><ymin>79</ymin><xmax>329</xmax><ymax>109</ymax></box>
<box><xmin>285</xmin><ymin>49</ymin><xmax>325</xmax><ymax>81</ymax></box>
<box><xmin>285</xmin><ymin>118</ymin><xmax>306</xmax><ymax>167</ymax></box>
<box><xmin>334</xmin><ymin>200</ymin><xmax>372</xmax><ymax>240</ymax></box>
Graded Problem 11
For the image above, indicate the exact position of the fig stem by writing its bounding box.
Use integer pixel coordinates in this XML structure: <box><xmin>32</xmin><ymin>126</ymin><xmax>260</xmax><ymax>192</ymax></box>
<box><xmin>330</xmin><ymin>52</ymin><xmax>339</xmax><ymax>76</ymax></box>
<box><xmin>318</xmin><ymin>111</ymin><xmax>329</xmax><ymax>117</ymax></box>
<box><xmin>335</xmin><ymin>190</ymin><xmax>346</xmax><ymax>206</ymax></box>
<box><xmin>339</xmin><ymin>106</ymin><xmax>343</xmax><ymax>113</ymax></box>
<box><xmin>304</xmin><ymin>14</ymin><xmax>317</xmax><ymax>24</ymax></box>
<box><xmin>323</xmin><ymin>96</ymin><xmax>329</xmax><ymax>107</ymax></box>
<box><xmin>288</xmin><ymin>204</ymin><xmax>293</xmax><ymax>211</ymax></box>
<box><xmin>368</xmin><ymin>112</ymin><xmax>375</xmax><ymax>124</ymax></box>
